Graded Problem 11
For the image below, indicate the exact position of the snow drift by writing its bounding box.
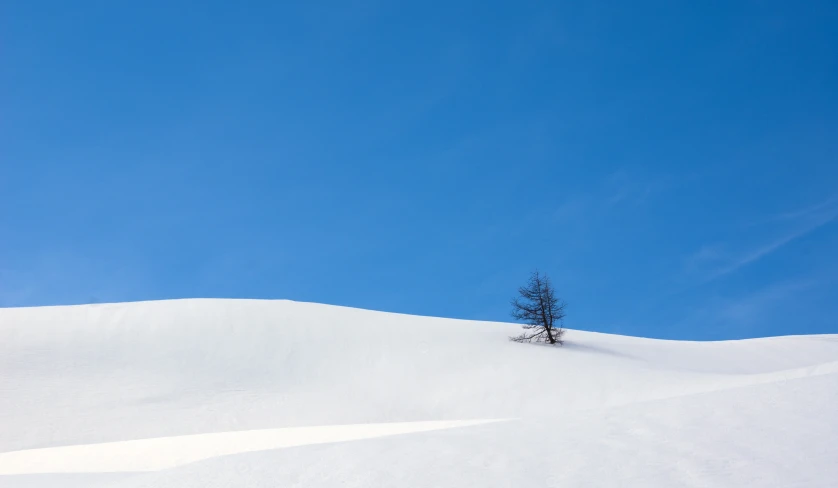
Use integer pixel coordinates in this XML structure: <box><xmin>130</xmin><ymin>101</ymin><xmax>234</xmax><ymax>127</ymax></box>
<box><xmin>1</xmin><ymin>299</ymin><xmax>836</xmax><ymax>487</ymax></box>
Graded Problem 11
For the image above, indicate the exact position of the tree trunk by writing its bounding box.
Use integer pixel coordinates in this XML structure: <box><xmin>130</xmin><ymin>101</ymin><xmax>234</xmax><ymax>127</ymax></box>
<box><xmin>538</xmin><ymin>291</ymin><xmax>555</xmax><ymax>344</ymax></box>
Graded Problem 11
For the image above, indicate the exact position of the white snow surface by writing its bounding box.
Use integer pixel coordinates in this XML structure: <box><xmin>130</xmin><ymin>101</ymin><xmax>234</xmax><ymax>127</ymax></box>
<box><xmin>1</xmin><ymin>298</ymin><xmax>836</xmax><ymax>487</ymax></box>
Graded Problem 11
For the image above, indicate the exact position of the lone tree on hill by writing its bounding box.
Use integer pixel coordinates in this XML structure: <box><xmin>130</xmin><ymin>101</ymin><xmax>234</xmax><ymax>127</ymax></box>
<box><xmin>510</xmin><ymin>271</ymin><xmax>566</xmax><ymax>345</ymax></box>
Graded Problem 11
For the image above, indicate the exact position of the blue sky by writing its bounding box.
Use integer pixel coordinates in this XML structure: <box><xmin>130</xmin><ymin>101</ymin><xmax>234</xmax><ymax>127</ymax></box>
<box><xmin>2</xmin><ymin>1</ymin><xmax>837</xmax><ymax>340</ymax></box>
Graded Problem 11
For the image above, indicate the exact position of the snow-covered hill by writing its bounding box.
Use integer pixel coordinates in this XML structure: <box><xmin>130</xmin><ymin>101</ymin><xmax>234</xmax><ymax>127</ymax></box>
<box><xmin>1</xmin><ymin>299</ymin><xmax>836</xmax><ymax>487</ymax></box>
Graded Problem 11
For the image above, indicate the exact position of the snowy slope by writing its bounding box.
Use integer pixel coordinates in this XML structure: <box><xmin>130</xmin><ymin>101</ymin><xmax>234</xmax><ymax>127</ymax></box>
<box><xmin>1</xmin><ymin>299</ymin><xmax>836</xmax><ymax>487</ymax></box>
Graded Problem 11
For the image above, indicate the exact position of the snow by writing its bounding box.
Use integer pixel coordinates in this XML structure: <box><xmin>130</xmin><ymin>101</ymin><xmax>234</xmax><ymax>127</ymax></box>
<box><xmin>0</xmin><ymin>420</ymin><xmax>508</xmax><ymax>474</ymax></box>
<box><xmin>1</xmin><ymin>298</ymin><xmax>836</xmax><ymax>487</ymax></box>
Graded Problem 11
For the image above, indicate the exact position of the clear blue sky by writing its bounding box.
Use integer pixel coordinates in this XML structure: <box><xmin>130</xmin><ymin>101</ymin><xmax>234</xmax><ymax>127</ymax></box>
<box><xmin>2</xmin><ymin>1</ymin><xmax>837</xmax><ymax>340</ymax></box>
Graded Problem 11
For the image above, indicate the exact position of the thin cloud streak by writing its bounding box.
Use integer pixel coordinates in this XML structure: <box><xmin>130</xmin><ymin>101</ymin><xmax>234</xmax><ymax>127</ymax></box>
<box><xmin>553</xmin><ymin>170</ymin><xmax>670</xmax><ymax>223</ymax></box>
<box><xmin>691</xmin><ymin>196</ymin><xmax>838</xmax><ymax>283</ymax></box>
<box><xmin>716</xmin><ymin>278</ymin><xmax>818</xmax><ymax>324</ymax></box>
<box><xmin>765</xmin><ymin>195</ymin><xmax>838</xmax><ymax>222</ymax></box>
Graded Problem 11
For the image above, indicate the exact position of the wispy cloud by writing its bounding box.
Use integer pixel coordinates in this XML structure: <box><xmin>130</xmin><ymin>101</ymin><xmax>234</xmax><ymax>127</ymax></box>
<box><xmin>553</xmin><ymin>169</ymin><xmax>670</xmax><ymax>223</ymax></box>
<box><xmin>751</xmin><ymin>194</ymin><xmax>838</xmax><ymax>224</ymax></box>
<box><xmin>604</xmin><ymin>170</ymin><xmax>663</xmax><ymax>206</ymax></box>
<box><xmin>715</xmin><ymin>278</ymin><xmax>818</xmax><ymax>324</ymax></box>
<box><xmin>687</xmin><ymin>195</ymin><xmax>838</xmax><ymax>283</ymax></box>
<box><xmin>678</xmin><ymin>277</ymin><xmax>821</xmax><ymax>336</ymax></box>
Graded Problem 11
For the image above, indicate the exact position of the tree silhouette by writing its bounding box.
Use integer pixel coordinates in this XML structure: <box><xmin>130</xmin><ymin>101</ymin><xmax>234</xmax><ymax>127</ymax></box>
<box><xmin>510</xmin><ymin>271</ymin><xmax>566</xmax><ymax>345</ymax></box>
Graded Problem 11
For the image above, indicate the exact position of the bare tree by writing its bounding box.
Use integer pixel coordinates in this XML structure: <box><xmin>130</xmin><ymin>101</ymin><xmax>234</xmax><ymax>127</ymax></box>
<box><xmin>510</xmin><ymin>271</ymin><xmax>566</xmax><ymax>345</ymax></box>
